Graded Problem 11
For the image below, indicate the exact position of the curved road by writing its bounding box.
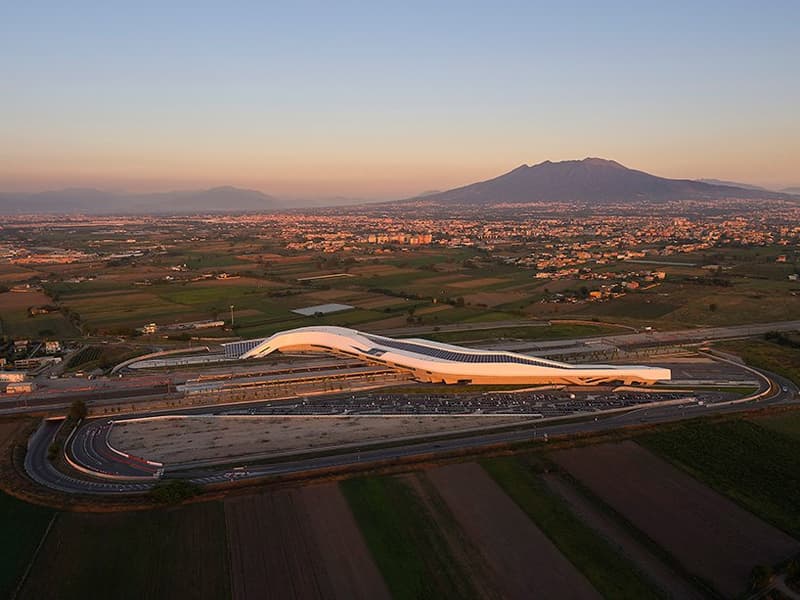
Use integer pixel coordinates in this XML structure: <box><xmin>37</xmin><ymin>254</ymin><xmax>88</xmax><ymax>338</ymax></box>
<box><xmin>25</xmin><ymin>367</ymin><xmax>798</xmax><ymax>495</ymax></box>
<box><xmin>25</xmin><ymin>421</ymin><xmax>154</xmax><ymax>495</ymax></box>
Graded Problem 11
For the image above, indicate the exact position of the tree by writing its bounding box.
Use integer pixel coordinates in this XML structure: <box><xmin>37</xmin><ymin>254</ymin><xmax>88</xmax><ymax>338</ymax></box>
<box><xmin>47</xmin><ymin>443</ymin><xmax>61</xmax><ymax>462</ymax></box>
<box><xmin>709</xmin><ymin>303</ymin><xmax>718</xmax><ymax>312</ymax></box>
<box><xmin>150</xmin><ymin>479</ymin><xmax>200</xmax><ymax>504</ymax></box>
<box><xmin>69</xmin><ymin>399</ymin><xmax>87</xmax><ymax>421</ymax></box>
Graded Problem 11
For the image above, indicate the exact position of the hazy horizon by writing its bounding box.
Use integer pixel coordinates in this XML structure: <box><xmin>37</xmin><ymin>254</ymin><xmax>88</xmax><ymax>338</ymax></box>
<box><xmin>1</xmin><ymin>157</ymin><xmax>798</xmax><ymax>202</ymax></box>
<box><xmin>2</xmin><ymin>1</ymin><xmax>799</xmax><ymax>197</ymax></box>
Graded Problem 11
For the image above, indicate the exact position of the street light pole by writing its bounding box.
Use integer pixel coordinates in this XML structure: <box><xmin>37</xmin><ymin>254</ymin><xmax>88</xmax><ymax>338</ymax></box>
<box><xmin>230</xmin><ymin>304</ymin><xmax>235</xmax><ymax>326</ymax></box>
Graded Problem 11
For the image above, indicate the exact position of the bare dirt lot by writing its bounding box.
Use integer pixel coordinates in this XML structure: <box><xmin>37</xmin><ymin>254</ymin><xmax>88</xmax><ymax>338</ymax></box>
<box><xmin>427</xmin><ymin>462</ymin><xmax>600</xmax><ymax>600</ymax></box>
<box><xmin>225</xmin><ymin>485</ymin><xmax>388</xmax><ymax>600</ymax></box>
<box><xmin>462</xmin><ymin>291</ymin><xmax>528</xmax><ymax>307</ymax></box>
<box><xmin>0</xmin><ymin>419</ymin><xmax>28</xmax><ymax>453</ymax></box>
<box><xmin>299</xmin><ymin>484</ymin><xmax>390</xmax><ymax>600</ymax></box>
<box><xmin>551</xmin><ymin>441</ymin><xmax>800</xmax><ymax>598</ymax></box>
<box><xmin>109</xmin><ymin>414</ymin><xmax>528</xmax><ymax>466</ymax></box>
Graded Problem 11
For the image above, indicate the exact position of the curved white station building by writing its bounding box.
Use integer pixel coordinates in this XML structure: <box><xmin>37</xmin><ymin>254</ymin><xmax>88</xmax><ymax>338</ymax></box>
<box><xmin>223</xmin><ymin>326</ymin><xmax>670</xmax><ymax>386</ymax></box>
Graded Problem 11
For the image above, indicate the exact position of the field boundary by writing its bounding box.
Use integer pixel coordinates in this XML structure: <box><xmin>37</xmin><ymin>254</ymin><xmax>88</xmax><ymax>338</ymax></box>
<box><xmin>10</xmin><ymin>513</ymin><xmax>56</xmax><ymax>600</ymax></box>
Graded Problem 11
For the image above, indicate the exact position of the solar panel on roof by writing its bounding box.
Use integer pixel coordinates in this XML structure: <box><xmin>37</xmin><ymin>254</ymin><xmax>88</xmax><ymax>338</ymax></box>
<box><xmin>363</xmin><ymin>334</ymin><xmax>566</xmax><ymax>369</ymax></box>
<box><xmin>223</xmin><ymin>337</ymin><xmax>269</xmax><ymax>358</ymax></box>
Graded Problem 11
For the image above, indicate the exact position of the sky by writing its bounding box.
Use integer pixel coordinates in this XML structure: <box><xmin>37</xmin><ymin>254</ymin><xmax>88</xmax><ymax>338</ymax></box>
<box><xmin>1</xmin><ymin>0</ymin><xmax>799</xmax><ymax>198</ymax></box>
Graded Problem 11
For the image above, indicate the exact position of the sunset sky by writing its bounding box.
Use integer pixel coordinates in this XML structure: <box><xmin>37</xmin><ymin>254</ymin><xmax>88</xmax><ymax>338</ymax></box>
<box><xmin>2</xmin><ymin>1</ymin><xmax>798</xmax><ymax>198</ymax></box>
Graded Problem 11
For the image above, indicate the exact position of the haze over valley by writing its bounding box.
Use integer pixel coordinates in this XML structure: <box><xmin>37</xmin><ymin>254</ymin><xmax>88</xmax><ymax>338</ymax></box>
<box><xmin>1</xmin><ymin>158</ymin><xmax>797</xmax><ymax>215</ymax></box>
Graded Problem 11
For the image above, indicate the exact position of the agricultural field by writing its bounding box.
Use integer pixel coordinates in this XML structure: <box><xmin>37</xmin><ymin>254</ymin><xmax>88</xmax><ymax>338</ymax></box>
<box><xmin>0</xmin><ymin>290</ymin><xmax>79</xmax><ymax>338</ymax></box>
<box><xmin>481</xmin><ymin>456</ymin><xmax>662</xmax><ymax>599</ymax></box>
<box><xmin>0</xmin><ymin>419</ymin><xmax>55</xmax><ymax>598</ymax></box>
<box><xmin>64</xmin><ymin>344</ymin><xmax>147</xmax><ymax>373</ymax></box>
<box><xmin>0</xmin><ymin>491</ymin><xmax>53</xmax><ymax>599</ymax></box>
<box><xmin>756</xmin><ymin>410</ymin><xmax>800</xmax><ymax>441</ymax></box>
<box><xmin>20</xmin><ymin>501</ymin><xmax>230</xmax><ymax>600</ymax></box>
<box><xmin>425</xmin><ymin>463</ymin><xmax>600</xmax><ymax>599</ymax></box>
<box><xmin>225</xmin><ymin>485</ymin><xmax>388</xmax><ymax>600</ymax></box>
<box><xmin>426</xmin><ymin>322</ymin><xmax>619</xmax><ymax>343</ymax></box>
<box><xmin>5</xmin><ymin>227</ymin><xmax>800</xmax><ymax>340</ymax></box>
<box><xmin>552</xmin><ymin>439</ymin><xmax>800</xmax><ymax>597</ymax></box>
<box><xmin>568</xmin><ymin>277</ymin><xmax>800</xmax><ymax>328</ymax></box>
<box><xmin>638</xmin><ymin>419</ymin><xmax>800</xmax><ymax>539</ymax></box>
<box><xmin>0</xmin><ymin>264</ymin><xmax>47</xmax><ymax>283</ymax></box>
<box><xmin>340</xmin><ymin>475</ymin><xmax>480</xmax><ymax>599</ymax></box>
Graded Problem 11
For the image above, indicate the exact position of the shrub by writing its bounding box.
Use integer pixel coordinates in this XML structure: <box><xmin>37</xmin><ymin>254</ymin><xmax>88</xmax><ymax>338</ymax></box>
<box><xmin>150</xmin><ymin>479</ymin><xmax>200</xmax><ymax>504</ymax></box>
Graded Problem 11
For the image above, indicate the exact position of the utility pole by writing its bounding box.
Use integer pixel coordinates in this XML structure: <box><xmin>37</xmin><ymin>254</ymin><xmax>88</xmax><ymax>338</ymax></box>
<box><xmin>230</xmin><ymin>304</ymin><xmax>235</xmax><ymax>326</ymax></box>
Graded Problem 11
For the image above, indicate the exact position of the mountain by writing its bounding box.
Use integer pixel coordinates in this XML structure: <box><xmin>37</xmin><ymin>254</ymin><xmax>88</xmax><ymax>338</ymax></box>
<box><xmin>0</xmin><ymin>186</ymin><xmax>277</xmax><ymax>215</ymax></box>
<box><xmin>782</xmin><ymin>187</ymin><xmax>800</xmax><ymax>195</ymax></box>
<box><xmin>413</xmin><ymin>158</ymin><xmax>794</xmax><ymax>205</ymax></box>
<box><xmin>697</xmin><ymin>179</ymin><xmax>771</xmax><ymax>192</ymax></box>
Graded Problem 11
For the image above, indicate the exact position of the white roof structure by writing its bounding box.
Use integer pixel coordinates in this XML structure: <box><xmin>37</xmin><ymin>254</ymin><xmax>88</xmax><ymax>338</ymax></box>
<box><xmin>223</xmin><ymin>326</ymin><xmax>670</xmax><ymax>386</ymax></box>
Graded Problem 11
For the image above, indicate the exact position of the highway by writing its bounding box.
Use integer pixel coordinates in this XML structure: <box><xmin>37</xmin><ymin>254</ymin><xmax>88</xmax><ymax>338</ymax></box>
<box><xmin>477</xmin><ymin>320</ymin><xmax>800</xmax><ymax>355</ymax></box>
<box><xmin>23</xmin><ymin>366</ymin><xmax>798</xmax><ymax>496</ymax></box>
<box><xmin>379</xmin><ymin>318</ymin><xmax>800</xmax><ymax>346</ymax></box>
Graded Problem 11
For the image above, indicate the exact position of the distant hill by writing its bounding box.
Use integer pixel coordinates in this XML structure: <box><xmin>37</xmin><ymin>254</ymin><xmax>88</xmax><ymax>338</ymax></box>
<box><xmin>697</xmin><ymin>179</ymin><xmax>771</xmax><ymax>192</ymax></box>
<box><xmin>782</xmin><ymin>186</ymin><xmax>800</xmax><ymax>195</ymax></box>
<box><xmin>412</xmin><ymin>158</ymin><xmax>794</xmax><ymax>205</ymax></box>
<box><xmin>0</xmin><ymin>186</ymin><xmax>278</xmax><ymax>215</ymax></box>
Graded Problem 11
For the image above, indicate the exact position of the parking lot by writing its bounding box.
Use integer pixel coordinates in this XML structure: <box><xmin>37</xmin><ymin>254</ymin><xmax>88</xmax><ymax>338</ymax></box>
<box><xmin>224</xmin><ymin>390</ymin><xmax>719</xmax><ymax>419</ymax></box>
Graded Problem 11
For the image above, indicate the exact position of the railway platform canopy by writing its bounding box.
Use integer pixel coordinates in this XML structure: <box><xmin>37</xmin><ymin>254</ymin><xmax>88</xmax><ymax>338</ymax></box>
<box><xmin>223</xmin><ymin>326</ymin><xmax>670</xmax><ymax>386</ymax></box>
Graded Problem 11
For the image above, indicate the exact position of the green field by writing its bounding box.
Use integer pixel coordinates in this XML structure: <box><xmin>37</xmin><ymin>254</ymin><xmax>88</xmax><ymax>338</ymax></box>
<box><xmin>21</xmin><ymin>502</ymin><xmax>230</xmax><ymax>600</ymax></box>
<box><xmin>426</xmin><ymin>322</ymin><xmax>618</xmax><ymax>343</ymax></box>
<box><xmin>340</xmin><ymin>476</ymin><xmax>478</xmax><ymax>600</ymax></box>
<box><xmin>639</xmin><ymin>420</ymin><xmax>800</xmax><ymax>538</ymax></box>
<box><xmin>0</xmin><ymin>313</ymin><xmax>79</xmax><ymax>339</ymax></box>
<box><xmin>11</xmin><ymin>239</ymin><xmax>800</xmax><ymax>338</ymax></box>
<box><xmin>0</xmin><ymin>492</ymin><xmax>54</xmax><ymax>599</ymax></box>
<box><xmin>0</xmin><ymin>291</ymin><xmax>80</xmax><ymax>339</ymax></box>
<box><xmin>717</xmin><ymin>339</ymin><xmax>800</xmax><ymax>385</ymax></box>
<box><xmin>482</xmin><ymin>457</ymin><xmax>663</xmax><ymax>599</ymax></box>
<box><xmin>65</xmin><ymin>344</ymin><xmax>147</xmax><ymax>373</ymax></box>
<box><xmin>573</xmin><ymin>297</ymin><xmax>679</xmax><ymax>320</ymax></box>
<box><xmin>755</xmin><ymin>410</ymin><xmax>800</xmax><ymax>442</ymax></box>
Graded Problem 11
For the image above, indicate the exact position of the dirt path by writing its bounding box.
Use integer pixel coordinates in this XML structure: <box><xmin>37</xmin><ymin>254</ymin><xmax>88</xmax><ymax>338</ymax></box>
<box><xmin>542</xmin><ymin>474</ymin><xmax>704</xmax><ymax>600</ymax></box>
<box><xmin>298</xmin><ymin>483</ymin><xmax>390</xmax><ymax>600</ymax></box>
<box><xmin>427</xmin><ymin>462</ymin><xmax>600</xmax><ymax>600</ymax></box>
<box><xmin>551</xmin><ymin>441</ymin><xmax>800</xmax><ymax>598</ymax></box>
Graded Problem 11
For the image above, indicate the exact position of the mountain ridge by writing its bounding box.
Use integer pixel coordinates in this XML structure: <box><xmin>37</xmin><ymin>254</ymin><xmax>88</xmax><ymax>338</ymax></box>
<box><xmin>0</xmin><ymin>186</ymin><xmax>278</xmax><ymax>214</ymax></box>
<box><xmin>410</xmin><ymin>158</ymin><xmax>795</xmax><ymax>205</ymax></box>
<box><xmin>1</xmin><ymin>159</ymin><xmax>796</xmax><ymax>214</ymax></box>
